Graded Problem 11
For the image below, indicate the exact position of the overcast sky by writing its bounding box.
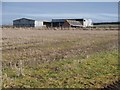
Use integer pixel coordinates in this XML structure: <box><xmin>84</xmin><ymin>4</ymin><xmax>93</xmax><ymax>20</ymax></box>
<box><xmin>2</xmin><ymin>2</ymin><xmax>118</xmax><ymax>25</ymax></box>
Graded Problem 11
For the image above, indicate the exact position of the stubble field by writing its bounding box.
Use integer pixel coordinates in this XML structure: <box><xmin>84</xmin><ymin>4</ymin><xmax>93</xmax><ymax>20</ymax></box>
<box><xmin>2</xmin><ymin>28</ymin><xmax>119</xmax><ymax>88</ymax></box>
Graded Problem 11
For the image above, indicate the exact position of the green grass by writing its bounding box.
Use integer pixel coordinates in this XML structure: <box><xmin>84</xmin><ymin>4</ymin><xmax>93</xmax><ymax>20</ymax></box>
<box><xmin>3</xmin><ymin>50</ymin><xmax>119</xmax><ymax>88</ymax></box>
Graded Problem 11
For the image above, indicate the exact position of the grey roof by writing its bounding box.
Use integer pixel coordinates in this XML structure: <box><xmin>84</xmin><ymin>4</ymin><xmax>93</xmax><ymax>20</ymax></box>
<box><xmin>13</xmin><ymin>18</ymin><xmax>35</xmax><ymax>21</ymax></box>
<box><xmin>66</xmin><ymin>20</ymin><xmax>82</xmax><ymax>26</ymax></box>
<box><xmin>52</xmin><ymin>19</ymin><xmax>84</xmax><ymax>23</ymax></box>
<box><xmin>52</xmin><ymin>19</ymin><xmax>66</xmax><ymax>22</ymax></box>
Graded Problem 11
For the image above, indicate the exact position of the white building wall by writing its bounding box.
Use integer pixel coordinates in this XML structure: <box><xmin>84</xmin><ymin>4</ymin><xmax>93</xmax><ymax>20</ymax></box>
<box><xmin>83</xmin><ymin>19</ymin><xmax>93</xmax><ymax>27</ymax></box>
<box><xmin>35</xmin><ymin>21</ymin><xmax>44</xmax><ymax>27</ymax></box>
<box><xmin>87</xmin><ymin>19</ymin><xmax>93</xmax><ymax>27</ymax></box>
<box><xmin>83</xmin><ymin>19</ymin><xmax>87</xmax><ymax>27</ymax></box>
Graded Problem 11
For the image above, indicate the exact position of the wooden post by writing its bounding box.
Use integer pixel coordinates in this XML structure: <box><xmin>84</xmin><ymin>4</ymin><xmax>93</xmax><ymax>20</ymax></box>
<box><xmin>59</xmin><ymin>22</ymin><xmax>60</xmax><ymax>27</ymax></box>
<box><xmin>51</xmin><ymin>22</ymin><xmax>53</xmax><ymax>28</ymax></box>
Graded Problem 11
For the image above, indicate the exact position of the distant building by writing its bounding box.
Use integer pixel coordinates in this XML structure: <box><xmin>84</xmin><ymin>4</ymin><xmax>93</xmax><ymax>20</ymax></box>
<box><xmin>35</xmin><ymin>21</ymin><xmax>46</xmax><ymax>28</ymax></box>
<box><xmin>13</xmin><ymin>18</ymin><xmax>45</xmax><ymax>28</ymax></box>
<box><xmin>13</xmin><ymin>18</ymin><xmax>93</xmax><ymax>28</ymax></box>
<box><xmin>63</xmin><ymin>20</ymin><xmax>83</xmax><ymax>27</ymax></box>
<box><xmin>13</xmin><ymin>18</ymin><xmax>35</xmax><ymax>27</ymax></box>
<box><xmin>43</xmin><ymin>21</ymin><xmax>52</xmax><ymax>27</ymax></box>
<box><xmin>65</xmin><ymin>19</ymin><xmax>93</xmax><ymax>27</ymax></box>
<box><xmin>51</xmin><ymin>19</ymin><xmax>65</xmax><ymax>27</ymax></box>
<box><xmin>43</xmin><ymin>18</ymin><xmax>93</xmax><ymax>28</ymax></box>
<box><xmin>83</xmin><ymin>19</ymin><xmax>93</xmax><ymax>27</ymax></box>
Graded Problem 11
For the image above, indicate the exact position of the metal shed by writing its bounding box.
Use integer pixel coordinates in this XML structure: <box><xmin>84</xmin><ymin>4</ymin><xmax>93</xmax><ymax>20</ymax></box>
<box><xmin>13</xmin><ymin>18</ymin><xmax>35</xmax><ymax>27</ymax></box>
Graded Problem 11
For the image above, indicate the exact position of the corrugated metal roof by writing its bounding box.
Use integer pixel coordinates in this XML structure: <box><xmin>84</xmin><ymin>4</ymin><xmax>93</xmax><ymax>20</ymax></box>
<box><xmin>13</xmin><ymin>18</ymin><xmax>35</xmax><ymax>21</ymax></box>
<box><xmin>66</xmin><ymin>20</ymin><xmax>82</xmax><ymax>26</ymax></box>
<box><xmin>52</xmin><ymin>19</ymin><xmax>84</xmax><ymax>22</ymax></box>
<box><xmin>52</xmin><ymin>19</ymin><xmax>66</xmax><ymax>22</ymax></box>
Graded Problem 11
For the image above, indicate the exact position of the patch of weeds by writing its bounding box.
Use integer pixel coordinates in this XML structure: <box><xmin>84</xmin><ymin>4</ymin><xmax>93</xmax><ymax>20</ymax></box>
<box><xmin>2</xmin><ymin>50</ymin><xmax>118</xmax><ymax>88</ymax></box>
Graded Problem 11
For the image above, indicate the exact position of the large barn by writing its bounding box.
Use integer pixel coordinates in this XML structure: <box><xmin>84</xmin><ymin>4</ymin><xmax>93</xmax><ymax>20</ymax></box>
<box><xmin>13</xmin><ymin>18</ymin><xmax>35</xmax><ymax>27</ymax></box>
<box><xmin>13</xmin><ymin>18</ymin><xmax>45</xmax><ymax>28</ymax></box>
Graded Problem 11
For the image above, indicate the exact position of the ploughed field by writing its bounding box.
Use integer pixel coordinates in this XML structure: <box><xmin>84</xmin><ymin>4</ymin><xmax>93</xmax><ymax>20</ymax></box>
<box><xmin>2</xmin><ymin>28</ymin><xmax>119</xmax><ymax>88</ymax></box>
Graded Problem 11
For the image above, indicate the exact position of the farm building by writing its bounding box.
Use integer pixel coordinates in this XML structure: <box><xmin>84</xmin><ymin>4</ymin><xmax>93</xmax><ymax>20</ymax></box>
<box><xmin>43</xmin><ymin>18</ymin><xmax>93</xmax><ymax>28</ymax></box>
<box><xmin>13</xmin><ymin>18</ymin><xmax>35</xmax><ymax>27</ymax></box>
<box><xmin>83</xmin><ymin>19</ymin><xmax>93</xmax><ymax>27</ymax></box>
<box><xmin>13</xmin><ymin>18</ymin><xmax>93</xmax><ymax>28</ymax></box>
<box><xmin>13</xmin><ymin>18</ymin><xmax>45</xmax><ymax>28</ymax></box>
<box><xmin>51</xmin><ymin>19</ymin><xmax>65</xmax><ymax>27</ymax></box>
<box><xmin>35</xmin><ymin>21</ymin><xmax>46</xmax><ymax>28</ymax></box>
<box><xmin>63</xmin><ymin>20</ymin><xmax>83</xmax><ymax>27</ymax></box>
<box><xmin>43</xmin><ymin>21</ymin><xmax>52</xmax><ymax>28</ymax></box>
